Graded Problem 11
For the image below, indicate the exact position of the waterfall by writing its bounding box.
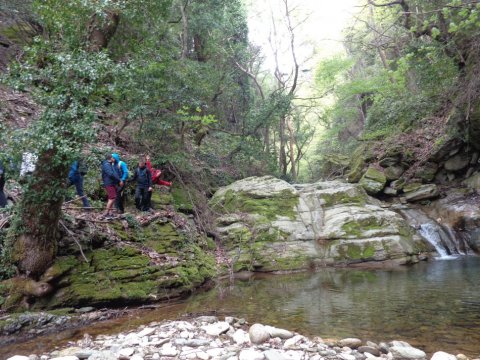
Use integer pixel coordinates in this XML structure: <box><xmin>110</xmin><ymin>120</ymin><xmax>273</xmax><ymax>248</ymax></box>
<box><xmin>418</xmin><ymin>223</ymin><xmax>462</xmax><ymax>259</ymax></box>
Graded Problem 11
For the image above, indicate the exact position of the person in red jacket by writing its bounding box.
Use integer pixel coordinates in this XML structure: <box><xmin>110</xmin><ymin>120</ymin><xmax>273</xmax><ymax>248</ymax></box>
<box><xmin>145</xmin><ymin>155</ymin><xmax>172</xmax><ymax>187</ymax></box>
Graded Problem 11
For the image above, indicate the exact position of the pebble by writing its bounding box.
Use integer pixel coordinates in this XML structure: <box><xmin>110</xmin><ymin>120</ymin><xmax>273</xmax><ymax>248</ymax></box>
<box><xmin>338</xmin><ymin>338</ymin><xmax>363</xmax><ymax>349</ymax></box>
<box><xmin>201</xmin><ymin>321</ymin><xmax>230</xmax><ymax>336</ymax></box>
<box><xmin>6</xmin><ymin>316</ymin><xmax>468</xmax><ymax>360</ymax></box>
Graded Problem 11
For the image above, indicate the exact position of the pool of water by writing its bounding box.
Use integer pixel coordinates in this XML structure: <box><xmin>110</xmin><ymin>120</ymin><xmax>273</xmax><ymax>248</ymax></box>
<box><xmin>4</xmin><ymin>257</ymin><xmax>480</xmax><ymax>358</ymax></box>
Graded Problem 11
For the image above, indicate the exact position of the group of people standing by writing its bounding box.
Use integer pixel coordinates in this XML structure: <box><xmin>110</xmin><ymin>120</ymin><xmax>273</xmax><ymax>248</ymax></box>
<box><xmin>0</xmin><ymin>152</ymin><xmax>171</xmax><ymax>217</ymax></box>
<box><xmin>100</xmin><ymin>153</ymin><xmax>171</xmax><ymax>219</ymax></box>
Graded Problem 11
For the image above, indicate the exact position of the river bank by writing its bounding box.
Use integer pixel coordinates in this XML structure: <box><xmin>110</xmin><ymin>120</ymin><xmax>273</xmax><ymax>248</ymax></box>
<box><xmin>5</xmin><ymin>315</ymin><xmax>478</xmax><ymax>360</ymax></box>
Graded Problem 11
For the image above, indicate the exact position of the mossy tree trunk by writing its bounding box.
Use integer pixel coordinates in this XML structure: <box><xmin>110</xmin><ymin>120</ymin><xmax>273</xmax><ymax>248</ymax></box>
<box><xmin>12</xmin><ymin>149</ymin><xmax>68</xmax><ymax>278</ymax></box>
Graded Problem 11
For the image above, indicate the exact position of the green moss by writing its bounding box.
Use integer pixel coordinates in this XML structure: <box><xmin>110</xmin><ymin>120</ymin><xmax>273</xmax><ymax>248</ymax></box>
<box><xmin>144</xmin><ymin>222</ymin><xmax>184</xmax><ymax>254</ymax></box>
<box><xmin>403</xmin><ymin>182</ymin><xmax>423</xmax><ymax>193</ymax></box>
<box><xmin>334</xmin><ymin>241</ymin><xmax>376</xmax><ymax>261</ymax></box>
<box><xmin>321</xmin><ymin>190</ymin><xmax>367</xmax><ymax>208</ymax></box>
<box><xmin>212</xmin><ymin>189</ymin><xmax>298</xmax><ymax>221</ymax></box>
<box><xmin>41</xmin><ymin>256</ymin><xmax>79</xmax><ymax>282</ymax></box>
<box><xmin>359</xmin><ymin>167</ymin><xmax>387</xmax><ymax>194</ymax></box>
<box><xmin>341</xmin><ymin>218</ymin><xmax>384</xmax><ymax>238</ymax></box>
<box><xmin>171</xmin><ymin>187</ymin><xmax>194</xmax><ymax>213</ymax></box>
<box><xmin>169</xmin><ymin>243</ymin><xmax>216</xmax><ymax>288</ymax></box>
<box><xmin>150</xmin><ymin>191</ymin><xmax>173</xmax><ymax>206</ymax></box>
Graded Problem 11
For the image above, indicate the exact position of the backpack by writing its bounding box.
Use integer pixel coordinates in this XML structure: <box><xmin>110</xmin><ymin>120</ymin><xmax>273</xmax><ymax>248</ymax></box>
<box><xmin>78</xmin><ymin>160</ymin><xmax>88</xmax><ymax>175</ymax></box>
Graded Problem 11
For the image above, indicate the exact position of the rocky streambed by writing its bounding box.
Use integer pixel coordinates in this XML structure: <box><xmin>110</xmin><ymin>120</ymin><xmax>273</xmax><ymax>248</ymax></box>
<box><xmin>5</xmin><ymin>315</ymin><xmax>477</xmax><ymax>360</ymax></box>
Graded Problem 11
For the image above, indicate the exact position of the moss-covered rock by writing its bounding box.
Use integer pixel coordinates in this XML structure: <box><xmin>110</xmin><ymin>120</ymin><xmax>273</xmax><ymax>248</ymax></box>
<box><xmin>414</xmin><ymin>162</ymin><xmax>438</xmax><ymax>182</ymax></box>
<box><xmin>404</xmin><ymin>184</ymin><xmax>439</xmax><ymax>202</ymax></box>
<box><xmin>359</xmin><ymin>167</ymin><xmax>387</xmax><ymax>195</ymax></box>
<box><xmin>384</xmin><ymin>165</ymin><xmax>404</xmax><ymax>181</ymax></box>
<box><xmin>28</xmin><ymin>218</ymin><xmax>216</xmax><ymax>310</ymax></box>
<box><xmin>211</xmin><ymin>176</ymin><xmax>423</xmax><ymax>270</ymax></box>
<box><xmin>211</xmin><ymin>176</ymin><xmax>299</xmax><ymax>221</ymax></box>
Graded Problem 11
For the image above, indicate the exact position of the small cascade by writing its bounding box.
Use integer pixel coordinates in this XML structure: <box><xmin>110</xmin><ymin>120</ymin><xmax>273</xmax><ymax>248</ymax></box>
<box><xmin>418</xmin><ymin>223</ymin><xmax>459</xmax><ymax>259</ymax></box>
<box><xmin>419</xmin><ymin>222</ymin><xmax>473</xmax><ymax>259</ymax></box>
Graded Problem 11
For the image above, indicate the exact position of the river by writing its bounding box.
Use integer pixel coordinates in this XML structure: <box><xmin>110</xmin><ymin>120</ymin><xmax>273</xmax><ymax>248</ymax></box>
<box><xmin>4</xmin><ymin>257</ymin><xmax>480</xmax><ymax>358</ymax></box>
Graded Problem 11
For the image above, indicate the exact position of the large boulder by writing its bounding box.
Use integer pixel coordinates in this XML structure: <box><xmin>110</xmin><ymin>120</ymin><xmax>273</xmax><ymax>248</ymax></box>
<box><xmin>210</xmin><ymin>176</ymin><xmax>426</xmax><ymax>270</ymax></box>
<box><xmin>359</xmin><ymin>167</ymin><xmax>387</xmax><ymax>195</ymax></box>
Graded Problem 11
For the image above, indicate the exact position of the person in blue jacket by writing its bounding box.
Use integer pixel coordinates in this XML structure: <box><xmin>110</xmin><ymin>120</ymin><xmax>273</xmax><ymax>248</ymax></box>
<box><xmin>0</xmin><ymin>160</ymin><xmax>7</xmax><ymax>208</ymax></box>
<box><xmin>67</xmin><ymin>159</ymin><xmax>90</xmax><ymax>209</ymax></box>
<box><xmin>101</xmin><ymin>153</ymin><xmax>121</xmax><ymax>218</ymax></box>
<box><xmin>112</xmin><ymin>153</ymin><xmax>128</xmax><ymax>214</ymax></box>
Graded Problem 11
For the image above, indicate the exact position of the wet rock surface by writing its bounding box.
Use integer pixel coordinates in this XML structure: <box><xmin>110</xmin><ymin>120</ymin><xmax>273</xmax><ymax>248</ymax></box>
<box><xmin>6</xmin><ymin>316</ymin><xmax>474</xmax><ymax>360</ymax></box>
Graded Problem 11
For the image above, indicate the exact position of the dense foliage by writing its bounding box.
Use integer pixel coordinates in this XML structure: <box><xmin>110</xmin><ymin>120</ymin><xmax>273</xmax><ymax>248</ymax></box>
<box><xmin>311</xmin><ymin>0</ymin><xmax>480</xmax><ymax>179</ymax></box>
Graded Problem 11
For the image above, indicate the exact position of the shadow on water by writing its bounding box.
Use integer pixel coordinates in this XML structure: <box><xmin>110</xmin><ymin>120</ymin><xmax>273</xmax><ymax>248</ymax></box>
<box><xmin>4</xmin><ymin>257</ymin><xmax>480</xmax><ymax>358</ymax></box>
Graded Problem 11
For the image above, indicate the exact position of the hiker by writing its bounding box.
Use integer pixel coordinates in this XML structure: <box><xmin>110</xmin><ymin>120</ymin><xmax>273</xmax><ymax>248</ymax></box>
<box><xmin>101</xmin><ymin>153</ymin><xmax>121</xmax><ymax>218</ymax></box>
<box><xmin>145</xmin><ymin>155</ymin><xmax>172</xmax><ymax>187</ymax></box>
<box><xmin>130</xmin><ymin>160</ymin><xmax>153</xmax><ymax>211</ymax></box>
<box><xmin>0</xmin><ymin>159</ymin><xmax>6</xmax><ymax>208</ymax></box>
<box><xmin>112</xmin><ymin>153</ymin><xmax>128</xmax><ymax>214</ymax></box>
<box><xmin>67</xmin><ymin>159</ymin><xmax>90</xmax><ymax>209</ymax></box>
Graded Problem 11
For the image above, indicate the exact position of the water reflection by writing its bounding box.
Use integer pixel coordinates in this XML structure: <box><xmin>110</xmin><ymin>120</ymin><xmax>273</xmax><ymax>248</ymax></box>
<box><xmin>3</xmin><ymin>258</ymin><xmax>480</xmax><ymax>358</ymax></box>
<box><xmin>183</xmin><ymin>258</ymin><xmax>480</xmax><ymax>355</ymax></box>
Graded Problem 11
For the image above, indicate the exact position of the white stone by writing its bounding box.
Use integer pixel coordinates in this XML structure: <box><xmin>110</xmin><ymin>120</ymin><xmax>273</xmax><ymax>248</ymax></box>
<box><xmin>232</xmin><ymin>329</ymin><xmax>250</xmax><ymax>345</ymax></box>
<box><xmin>431</xmin><ymin>352</ymin><xmax>457</xmax><ymax>360</ymax></box>
<box><xmin>283</xmin><ymin>335</ymin><xmax>305</xmax><ymax>349</ymax></box>
<box><xmin>201</xmin><ymin>321</ymin><xmax>230</xmax><ymax>336</ymax></box>
<box><xmin>151</xmin><ymin>354</ymin><xmax>160</xmax><ymax>360</ymax></box>
<box><xmin>86</xmin><ymin>351</ymin><xmax>118</xmax><ymax>360</ymax></box>
<box><xmin>263</xmin><ymin>350</ymin><xmax>288</xmax><ymax>360</ymax></box>
<box><xmin>50</xmin><ymin>357</ymin><xmax>80</xmax><ymax>360</ymax></box>
<box><xmin>206</xmin><ymin>348</ymin><xmax>224</xmax><ymax>357</ymax></box>
<box><xmin>239</xmin><ymin>349</ymin><xmax>265</xmax><ymax>360</ymax></box>
<box><xmin>340</xmin><ymin>354</ymin><xmax>357</xmax><ymax>360</ymax></box>
<box><xmin>130</xmin><ymin>355</ymin><xmax>143</xmax><ymax>360</ymax></box>
<box><xmin>159</xmin><ymin>343</ymin><xmax>178</xmax><ymax>357</ymax></box>
<box><xmin>137</xmin><ymin>327</ymin><xmax>156</xmax><ymax>338</ymax></box>
<box><xmin>390</xmin><ymin>346</ymin><xmax>427</xmax><ymax>360</ymax></box>
<box><xmin>265</xmin><ymin>326</ymin><xmax>294</xmax><ymax>339</ymax></box>
<box><xmin>196</xmin><ymin>351</ymin><xmax>210</xmax><ymax>360</ymax></box>
<box><xmin>7</xmin><ymin>357</ymin><xmax>30</xmax><ymax>360</ymax></box>
<box><xmin>123</xmin><ymin>333</ymin><xmax>141</xmax><ymax>346</ymax></box>
<box><xmin>118</xmin><ymin>348</ymin><xmax>135</xmax><ymax>357</ymax></box>
<box><xmin>249</xmin><ymin>323</ymin><xmax>271</xmax><ymax>344</ymax></box>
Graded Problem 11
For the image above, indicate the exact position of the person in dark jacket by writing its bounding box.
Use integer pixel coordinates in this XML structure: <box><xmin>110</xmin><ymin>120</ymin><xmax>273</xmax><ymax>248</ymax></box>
<box><xmin>130</xmin><ymin>160</ymin><xmax>153</xmax><ymax>211</ymax></box>
<box><xmin>0</xmin><ymin>160</ymin><xmax>6</xmax><ymax>208</ymax></box>
<box><xmin>67</xmin><ymin>160</ymin><xmax>90</xmax><ymax>209</ymax></box>
<box><xmin>101</xmin><ymin>153</ymin><xmax>121</xmax><ymax>218</ymax></box>
<box><xmin>112</xmin><ymin>153</ymin><xmax>128</xmax><ymax>214</ymax></box>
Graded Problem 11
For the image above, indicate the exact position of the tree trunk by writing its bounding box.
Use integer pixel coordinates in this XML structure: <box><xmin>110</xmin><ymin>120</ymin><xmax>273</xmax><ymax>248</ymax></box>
<box><xmin>286</xmin><ymin>117</ymin><xmax>297</xmax><ymax>180</ymax></box>
<box><xmin>88</xmin><ymin>10</ymin><xmax>120</xmax><ymax>52</ymax></box>
<box><xmin>279</xmin><ymin>116</ymin><xmax>287</xmax><ymax>176</ymax></box>
<box><xmin>179</xmin><ymin>2</ymin><xmax>189</xmax><ymax>59</ymax></box>
<box><xmin>13</xmin><ymin>149</ymin><xmax>67</xmax><ymax>278</ymax></box>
